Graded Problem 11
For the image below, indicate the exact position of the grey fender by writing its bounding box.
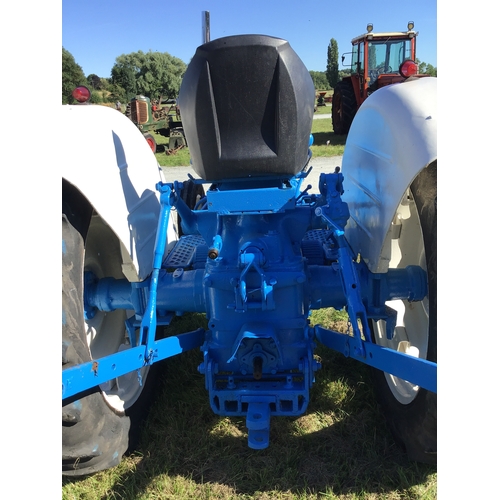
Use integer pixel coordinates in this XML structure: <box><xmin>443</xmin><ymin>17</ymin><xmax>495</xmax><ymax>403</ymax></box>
<box><xmin>61</xmin><ymin>104</ymin><xmax>177</xmax><ymax>281</ymax></box>
<box><xmin>341</xmin><ymin>77</ymin><xmax>437</xmax><ymax>273</ymax></box>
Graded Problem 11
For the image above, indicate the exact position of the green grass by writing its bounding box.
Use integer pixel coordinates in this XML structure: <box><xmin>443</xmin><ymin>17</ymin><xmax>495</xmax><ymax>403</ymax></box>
<box><xmin>153</xmin><ymin>134</ymin><xmax>192</xmax><ymax>167</ymax></box>
<box><xmin>62</xmin><ymin>310</ymin><xmax>437</xmax><ymax>500</ymax></box>
<box><xmin>310</xmin><ymin>115</ymin><xmax>345</xmax><ymax>157</ymax></box>
<box><xmin>154</xmin><ymin>106</ymin><xmax>345</xmax><ymax>168</ymax></box>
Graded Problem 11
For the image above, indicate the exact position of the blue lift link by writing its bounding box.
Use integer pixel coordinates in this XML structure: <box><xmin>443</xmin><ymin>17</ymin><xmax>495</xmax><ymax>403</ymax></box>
<box><xmin>314</xmin><ymin>326</ymin><xmax>437</xmax><ymax>393</ymax></box>
<box><xmin>140</xmin><ymin>183</ymin><xmax>173</xmax><ymax>359</ymax></box>
<box><xmin>62</xmin><ymin>328</ymin><xmax>205</xmax><ymax>400</ymax></box>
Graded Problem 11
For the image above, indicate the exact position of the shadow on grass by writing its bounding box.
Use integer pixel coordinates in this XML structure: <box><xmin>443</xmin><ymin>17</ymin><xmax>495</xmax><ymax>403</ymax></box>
<box><xmin>77</xmin><ymin>326</ymin><xmax>435</xmax><ymax>499</ymax></box>
<box><xmin>312</xmin><ymin>132</ymin><xmax>347</xmax><ymax>147</ymax></box>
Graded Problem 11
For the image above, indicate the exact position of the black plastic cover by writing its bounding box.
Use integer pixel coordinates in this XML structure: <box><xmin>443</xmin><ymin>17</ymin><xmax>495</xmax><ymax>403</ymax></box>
<box><xmin>177</xmin><ymin>35</ymin><xmax>315</xmax><ymax>181</ymax></box>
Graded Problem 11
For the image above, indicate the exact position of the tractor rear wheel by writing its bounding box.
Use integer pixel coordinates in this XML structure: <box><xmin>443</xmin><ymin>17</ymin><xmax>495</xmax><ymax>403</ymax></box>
<box><xmin>62</xmin><ymin>213</ymin><xmax>158</xmax><ymax>476</ymax></box>
<box><xmin>144</xmin><ymin>133</ymin><xmax>157</xmax><ymax>153</ymax></box>
<box><xmin>332</xmin><ymin>81</ymin><xmax>356</xmax><ymax>135</ymax></box>
<box><xmin>370</xmin><ymin>162</ymin><xmax>437</xmax><ymax>464</ymax></box>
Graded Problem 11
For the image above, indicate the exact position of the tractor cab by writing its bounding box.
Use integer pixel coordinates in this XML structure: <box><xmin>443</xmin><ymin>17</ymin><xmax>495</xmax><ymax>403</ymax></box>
<box><xmin>333</xmin><ymin>22</ymin><xmax>421</xmax><ymax>135</ymax></box>
<box><xmin>350</xmin><ymin>22</ymin><xmax>418</xmax><ymax>98</ymax></box>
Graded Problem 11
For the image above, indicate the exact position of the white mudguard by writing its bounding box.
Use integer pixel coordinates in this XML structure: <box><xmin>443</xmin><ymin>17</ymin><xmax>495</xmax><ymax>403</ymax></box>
<box><xmin>61</xmin><ymin>104</ymin><xmax>177</xmax><ymax>281</ymax></box>
<box><xmin>342</xmin><ymin>77</ymin><xmax>437</xmax><ymax>273</ymax></box>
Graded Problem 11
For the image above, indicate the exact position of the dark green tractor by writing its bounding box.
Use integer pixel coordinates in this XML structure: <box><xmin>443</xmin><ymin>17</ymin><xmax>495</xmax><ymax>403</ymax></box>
<box><xmin>125</xmin><ymin>95</ymin><xmax>187</xmax><ymax>153</ymax></box>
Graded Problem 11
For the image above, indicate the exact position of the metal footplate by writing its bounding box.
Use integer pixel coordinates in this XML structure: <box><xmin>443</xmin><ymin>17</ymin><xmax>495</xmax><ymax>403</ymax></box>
<box><xmin>164</xmin><ymin>234</ymin><xmax>207</xmax><ymax>268</ymax></box>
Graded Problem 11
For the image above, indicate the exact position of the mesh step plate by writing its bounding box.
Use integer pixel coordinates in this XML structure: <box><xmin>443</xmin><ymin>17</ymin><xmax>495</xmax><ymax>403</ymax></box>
<box><xmin>164</xmin><ymin>234</ymin><xmax>206</xmax><ymax>268</ymax></box>
<box><xmin>164</xmin><ymin>230</ymin><xmax>333</xmax><ymax>269</ymax></box>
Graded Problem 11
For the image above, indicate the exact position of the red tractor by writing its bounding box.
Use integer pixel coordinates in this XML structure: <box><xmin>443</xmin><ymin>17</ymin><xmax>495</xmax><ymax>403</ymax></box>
<box><xmin>332</xmin><ymin>22</ymin><xmax>424</xmax><ymax>135</ymax></box>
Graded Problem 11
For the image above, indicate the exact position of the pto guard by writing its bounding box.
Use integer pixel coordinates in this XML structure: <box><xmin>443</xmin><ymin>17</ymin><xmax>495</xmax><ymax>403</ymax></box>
<box><xmin>61</xmin><ymin>104</ymin><xmax>177</xmax><ymax>280</ymax></box>
<box><xmin>341</xmin><ymin>76</ymin><xmax>437</xmax><ymax>273</ymax></box>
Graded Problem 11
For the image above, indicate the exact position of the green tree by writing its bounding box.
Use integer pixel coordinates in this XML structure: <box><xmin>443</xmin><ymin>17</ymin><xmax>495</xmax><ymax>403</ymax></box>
<box><xmin>62</xmin><ymin>47</ymin><xmax>87</xmax><ymax>104</ymax></box>
<box><xmin>87</xmin><ymin>74</ymin><xmax>103</xmax><ymax>90</ymax></box>
<box><xmin>89</xmin><ymin>92</ymin><xmax>102</xmax><ymax>104</ymax></box>
<box><xmin>98</xmin><ymin>78</ymin><xmax>112</xmax><ymax>91</ymax></box>
<box><xmin>416</xmin><ymin>59</ymin><xmax>437</xmax><ymax>77</ymax></box>
<box><xmin>309</xmin><ymin>71</ymin><xmax>331</xmax><ymax>90</ymax></box>
<box><xmin>111</xmin><ymin>63</ymin><xmax>137</xmax><ymax>101</ymax></box>
<box><xmin>339</xmin><ymin>69</ymin><xmax>352</xmax><ymax>80</ymax></box>
<box><xmin>326</xmin><ymin>38</ymin><xmax>339</xmax><ymax>88</ymax></box>
<box><xmin>106</xmin><ymin>82</ymin><xmax>127</xmax><ymax>104</ymax></box>
<box><xmin>111</xmin><ymin>50</ymin><xmax>187</xmax><ymax>101</ymax></box>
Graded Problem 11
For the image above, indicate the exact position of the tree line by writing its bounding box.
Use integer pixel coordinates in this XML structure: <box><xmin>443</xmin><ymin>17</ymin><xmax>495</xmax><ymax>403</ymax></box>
<box><xmin>62</xmin><ymin>39</ymin><xmax>437</xmax><ymax>105</ymax></box>
<box><xmin>62</xmin><ymin>47</ymin><xmax>186</xmax><ymax>105</ymax></box>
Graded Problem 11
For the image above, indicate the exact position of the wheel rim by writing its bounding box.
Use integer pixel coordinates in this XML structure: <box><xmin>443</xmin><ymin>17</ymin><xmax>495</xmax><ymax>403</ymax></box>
<box><xmin>84</xmin><ymin>216</ymin><xmax>148</xmax><ymax>412</ymax></box>
<box><xmin>371</xmin><ymin>188</ymin><xmax>429</xmax><ymax>404</ymax></box>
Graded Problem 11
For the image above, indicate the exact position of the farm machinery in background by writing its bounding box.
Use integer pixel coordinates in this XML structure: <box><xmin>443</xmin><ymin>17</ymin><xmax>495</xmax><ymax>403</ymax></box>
<box><xmin>332</xmin><ymin>22</ymin><xmax>427</xmax><ymax>134</ymax></box>
<box><xmin>125</xmin><ymin>95</ymin><xmax>187</xmax><ymax>154</ymax></box>
<box><xmin>62</xmin><ymin>25</ymin><xmax>437</xmax><ymax>476</ymax></box>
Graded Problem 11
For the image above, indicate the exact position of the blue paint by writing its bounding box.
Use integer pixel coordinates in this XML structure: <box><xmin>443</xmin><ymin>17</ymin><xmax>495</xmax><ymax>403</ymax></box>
<box><xmin>63</xmin><ymin>170</ymin><xmax>435</xmax><ymax>450</ymax></box>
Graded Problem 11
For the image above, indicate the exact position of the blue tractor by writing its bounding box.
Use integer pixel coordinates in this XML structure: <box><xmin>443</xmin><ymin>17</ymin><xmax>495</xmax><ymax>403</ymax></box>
<box><xmin>62</xmin><ymin>34</ymin><xmax>436</xmax><ymax>476</ymax></box>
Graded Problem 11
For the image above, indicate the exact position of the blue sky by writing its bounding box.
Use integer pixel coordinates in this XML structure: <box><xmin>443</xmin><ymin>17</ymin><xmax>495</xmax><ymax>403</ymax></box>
<box><xmin>62</xmin><ymin>0</ymin><xmax>437</xmax><ymax>79</ymax></box>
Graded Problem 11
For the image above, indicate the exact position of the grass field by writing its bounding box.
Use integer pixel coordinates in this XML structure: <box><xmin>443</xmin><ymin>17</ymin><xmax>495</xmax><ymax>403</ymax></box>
<box><xmin>154</xmin><ymin>104</ymin><xmax>344</xmax><ymax>167</ymax></box>
<box><xmin>62</xmin><ymin>309</ymin><xmax>437</xmax><ymax>499</ymax></box>
<box><xmin>310</xmin><ymin>108</ymin><xmax>345</xmax><ymax>157</ymax></box>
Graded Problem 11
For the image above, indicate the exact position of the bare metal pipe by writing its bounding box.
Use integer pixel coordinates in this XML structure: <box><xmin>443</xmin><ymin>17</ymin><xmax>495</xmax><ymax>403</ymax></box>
<box><xmin>202</xmin><ymin>11</ymin><xmax>210</xmax><ymax>43</ymax></box>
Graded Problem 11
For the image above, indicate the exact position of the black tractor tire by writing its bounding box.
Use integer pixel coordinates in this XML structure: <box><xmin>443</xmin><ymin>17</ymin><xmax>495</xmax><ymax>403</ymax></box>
<box><xmin>144</xmin><ymin>133</ymin><xmax>157</xmax><ymax>153</ymax></box>
<box><xmin>177</xmin><ymin>179</ymin><xmax>205</xmax><ymax>236</ymax></box>
<box><xmin>370</xmin><ymin>162</ymin><xmax>437</xmax><ymax>464</ymax></box>
<box><xmin>332</xmin><ymin>80</ymin><xmax>357</xmax><ymax>135</ymax></box>
<box><xmin>62</xmin><ymin>214</ymin><xmax>159</xmax><ymax>476</ymax></box>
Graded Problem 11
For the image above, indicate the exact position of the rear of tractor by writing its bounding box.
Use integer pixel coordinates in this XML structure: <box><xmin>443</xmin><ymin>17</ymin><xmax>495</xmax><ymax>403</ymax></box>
<box><xmin>62</xmin><ymin>34</ymin><xmax>437</xmax><ymax>476</ymax></box>
<box><xmin>332</xmin><ymin>22</ymin><xmax>423</xmax><ymax>135</ymax></box>
<box><xmin>126</xmin><ymin>95</ymin><xmax>186</xmax><ymax>153</ymax></box>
